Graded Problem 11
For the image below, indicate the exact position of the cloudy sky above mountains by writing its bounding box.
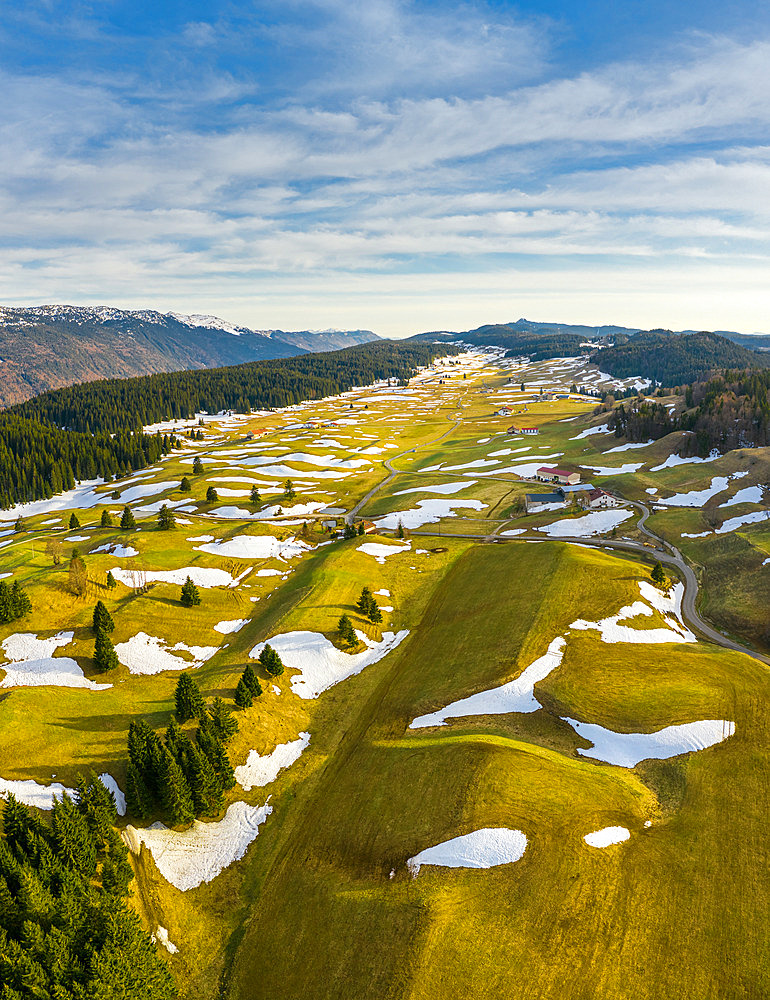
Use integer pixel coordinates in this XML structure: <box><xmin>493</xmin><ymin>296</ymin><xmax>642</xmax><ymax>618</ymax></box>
<box><xmin>2</xmin><ymin>0</ymin><xmax>770</xmax><ymax>336</ymax></box>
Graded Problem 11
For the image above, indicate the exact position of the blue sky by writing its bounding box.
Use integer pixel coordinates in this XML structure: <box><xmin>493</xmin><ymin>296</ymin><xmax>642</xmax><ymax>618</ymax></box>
<box><xmin>2</xmin><ymin>0</ymin><xmax>770</xmax><ymax>336</ymax></box>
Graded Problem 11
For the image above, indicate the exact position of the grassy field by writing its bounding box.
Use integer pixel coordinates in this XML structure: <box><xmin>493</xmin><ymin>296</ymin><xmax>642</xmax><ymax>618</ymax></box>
<box><xmin>1</xmin><ymin>349</ymin><xmax>768</xmax><ymax>1000</ymax></box>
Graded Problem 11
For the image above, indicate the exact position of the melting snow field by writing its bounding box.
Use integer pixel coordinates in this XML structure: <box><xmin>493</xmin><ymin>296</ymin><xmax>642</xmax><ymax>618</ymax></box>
<box><xmin>537</xmin><ymin>509</ymin><xmax>633</xmax><ymax>537</ymax></box>
<box><xmin>235</xmin><ymin>732</ymin><xmax>310</xmax><ymax>790</ymax></box>
<box><xmin>194</xmin><ymin>535</ymin><xmax>310</xmax><ymax>560</ymax></box>
<box><xmin>110</xmin><ymin>566</ymin><xmax>236</xmax><ymax>588</ymax></box>
<box><xmin>114</xmin><ymin>633</ymin><xmax>219</xmax><ymax>674</ymax></box>
<box><xmin>656</xmin><ymin>476</ymin><xmax>730</xmax><ymax>507</ymax></box>
<box><xmin>584</xmin><ymin>826</ymin><xmax>630</xmax><ymax>848</ymax></box>
<box><xmin>0</xmin><ymin>632</ymin><xmax>111</xmax><ymax>690</ymax></box>
<box><xmin>98</xmin><ymin>773</ymin><xmax>126</xmax><ymax>816</ymax></box>
<box><xmin>407</xmin><ymin>828</ymin><xmax>527</xmax><ymax>876</ymax></box>
<box><xmin>392</xmin><ymin>481</ymin><xmax>476</xmax><ymax>496</ymax></box>
<box><xmin>0</xmin><ymin>775</ymin><xmax>76</xmax><ymax>809</ymax></box>
<box><xmin>565</xmin><ymin>717</ymin><xmax>735</xmax><ymax>767</ymax></box>
<box><xmin>123</xmin><ymin>800</ymin><xmax>273</xmax><ymax>891</ymax></box>
<box><xmin>251</xmin><ymin>629</ymin><xmax>409</xmax><ymax>699</ymax></box>
<box><xmin>410</xmin><ymin>637</ymin><xmax>566</xmax><ymax>728</ymax></box>
<box><xmin>570</xmin><ymin>590</ymin><xmax>695</xmax><ymax>644</ymax></box>
<box><xmin>581</xmin><ymin>462</ymin><xmax>644</xmax><ymax>476</ymax></box>
<box><xmin>357</xmin><ymin>541</ymin><xmax>411</xmax><ymax>563</ymax></box>
<box><xmin>91</xmin><ymin>543</ymin><xmax>138</xmax><ymax>557</ymax></box>
<box><xmin>375</xmin><ymin>499</ymin><xmax>486</xmax><ymax>529</ymax></box>
<box><xmin>213</xmin><ymin>619</ymin><xmax>248</xmax><ymax>634</ymax></box>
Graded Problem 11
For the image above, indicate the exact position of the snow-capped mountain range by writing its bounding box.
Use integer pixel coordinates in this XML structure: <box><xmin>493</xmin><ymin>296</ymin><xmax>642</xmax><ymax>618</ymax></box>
<box><xmin>0</xmin><ymin>304</ymin><xmax>378</xmax><ymax>406</ymax></box>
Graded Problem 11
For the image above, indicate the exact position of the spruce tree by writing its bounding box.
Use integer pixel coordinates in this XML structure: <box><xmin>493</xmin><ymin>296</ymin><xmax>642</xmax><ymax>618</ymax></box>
<box><xmin>175</xmin><ymin>674</ymin><xmax>205</xmax><ymax>722</ymax></box>
<box><xmin>207</xmin><ymin>697</ymin><xmax>239</xmax><ymax>742</ymax></box>
<box><xmin>100</xmin><ymin>509</ymin><xmax>113</xmax><ymax>527</ymax></box>
<box><xmin>125</xmin><ymin>762</ymin><xmax>153</xmax><ymax>819</ymax></box>
<box><xmin>258</xmin><ymin>643</ymin><xmax>284</xmax><ymax>677</ymax></box>
<box><xmin>396</xmin><ymin>520</ymin><xmax>405</xmax><ymax>539</ymax></box>
<box><xmin>14</xmin><ymin>515</ymin><xmax>26</xmax><ymax>533</ymax></box>
<box><xmin>180</xmin><ymin>575</ymin><xmax>201</xmax><ymax>607</ymax></box>
<box><xmin>205</xmin><ymin>486</ymin><xmax>219</xmax><ymax>503</ymax></box>
<box><xmin>187</xmin><ymin>741</ymin><xmax>223</xmax><ymax>817</ymax></box>
<box><xmin>368</xmin><ymin>601</ymin><xmax>382</xmax><ymax>624</ymax></box>
<box><xmin>94</xmin><ymin>628</ymin><xmax>119</xmax><ymax>672</ymax></box>
<box><xmin>10</xmin><ymin>582</ymin><xmax>31</xmax><ymax>620</ymax></box>
<box><xmin>250</xmin><ymin>484</ymin><xmax>261</xmax><ymax>504</ymax></box>
<box><xmin>356</xmin><ymin>587</ymin><xmax>374</xmax><ymax>615</ymax></box>
<box><xmin>241</xmin><ymin>662</ymin><xmax>262</xmax><ymax>697</ymax></box>
<box><xmin>69</xmin><ymin>513</ymin><xmax>81</xmax><ymax>530</ymax></box>
<box><xmin>120</xmin><ymin>507</ymin><xmax>136</xmax><ymax>530</ymax></box>
<box><xmin>52</xmin><ymin>793</ymin><xmax>97</xmax><ymax>877</ymax></box>
<box><xmin>197</xmin><ymin>717</ymin><xmax>236</xmax><ymax>789</ymax></box>
<box><xmin>357</xmin><ymin>521</ymin><xmax>365</xmax><ymax>535</ymax></box>
<box><xmin>234</xmin><ymin>676</ymin><xmax>253</xmax><ymax>709</ymax></box>
<box><xmin>283</xmin><ymin>478</ymin><xmax>295</xmax><ymax>500</ymax></box>
<box><xmin>106</xmin><ymin>570</ymin><xmax>117</xmax><ymax>589</ymax></box>
<box><xmin>156</xmin><ymin>504</ymin><xmax>175</xmax><ymax>530</ymax></box>
<box><xmin>93</xmin><ymin>600</ymin><xmax>115</xmax><ymax>634</ymax></box>
<box><xmin>651</xmin><ymin>561</ymin><xmax>667</xmax><ymax>587</ymax></box>
<box><xmin>180</xmin><ymin>476</ymin><xmax>192</xmax><ymax>493</ymax></box>
<box><xmin>338</xmin><ymin>613</ymin><xmax>357</xmax><ymax>647</ymax></box>
<box><xmin>158</xmin><ymin>747</ymin><xmax>195</xmax><ymax>826</ymax></box>
<box><xmin>192</xmin><ymin>457</ymin><xmax>204</xmax><ymax>474</ymax></box>
<box><xmin>343</xmin><ymin>522</ymin><xmax>356</xmax><ymax>539</ymax></box>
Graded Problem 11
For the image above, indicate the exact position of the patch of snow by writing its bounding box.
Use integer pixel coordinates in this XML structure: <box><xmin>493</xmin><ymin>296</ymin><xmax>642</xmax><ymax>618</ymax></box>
<box><xmin>410</xmin><ymin>636</ymin><xmax>566</xmax><ymax>728</ymax></box>
<box><xmin>187</xmin><ymin>534</ymin><xmax>214</xmax><ymax>542</ymax></box>
<box><xmin>65</xmin><ymin>535</ymin><xmax>89</xmax><ymax>542</ymax></box>
<box><xmin>114</xmin><ymin>633</ymin><xmax>219</xmax><ymax>674</ymax></box>
<box><xmin>565</xmin><ymin>717</ymin><xmax>735</xmax><ymax>767</ymax></box>
<box><xmin>681</xmin><ymin>531</ymin><xmax>711</xmax><ymax>538</ymax></box>
<box><xmin>123</xmin><ymin>800</ymin><xmax>273</xmax><ymax>891</ymax></box>
<box><xmin>584</xmin><ymin>826</ymin><xmax>630</xmax><ymax>848</ymax></box>
<box><xmin>604</xmin><ymin>440</ymin><xmax>654</xmax><ymax>453</ymax></box>
<box><xmin>581</xmin><ymin>462</ymin><xmax>644</xmax><ymax>476</ymax></box>
<box><xmin>656</xmin><ymin>476</ymin><xmax>730</xmax><ymax>508</ymax></box>
<box><xmin>570</xmin><ymin>424</ymin><xmax>611</xmax><ymax>440</ymax></box>
<box><xmin>0</xmin><ymin>775</ymin><xmax>75</xmax><ymax>810</ymax></box>
<box><xmin>98</xmin><ymin>773</ymin><xmax>126</xmax><ymax>816</ymax></box>
<box><xmin>213</xmin><ymin>619</ymin><xmax>248</xmax><ymax>634</ymax></box>
<box><xmin>407</xmin><ymin>828</ymin><xmax>527</xmax><ymax>876</ymax></box>
<box><xmin>91</xmin><ymin>543</ymin><xmax>138</xmax><ymax>557</ymax></box>
<box><xmin>251</xmin><ymin>629</ymin><xmax>409</xmax><ymax>700</ymax></box>
<box><xmin>109</xmin><ymin>566</ymin><xmax>235</xmax><ymax>588</ymax></box>
<box><xmin>0</xmin><ymin>632</ymin><xmax>111</xmax><ymax>691</ymax></box>
<box><xmin>357</xmin><ymin>541</ymin><xmax>411</xmax><ymax>563</ymax></box>
<box><xmin>392</xmin><ymin>481</ymin><xmax>476</xmax><ymax>496</ymax></box>
<box><xmin>721</xmin><ymin>486</ymin><xmax>764</xmax><ymax>508</ymax></box>
<box><xmin>374</xmin><ymin>588</ymin><xmax>391</xmax><ymax>596</ymax></box>
<box><xmin>536</xmin><ymin>509</ymin><xmax>633</xmax><ymax>537</ymax></box>
<box><xmin>650</xmin><ymin>450</ymin><xmax>720</xmax><ymax>472</ymax></box>
<box><xmin>195</xmin><ymin>535</ymin><xmax>310</xmax><ymax>560</ymax></box>
<box><xmin>235</xmin><ymin>732</ymin><xmax>310</xmax><ymax>791</ymax></box>
<box><xmin>716</xmin><ymin>510</ymin><xmax>770</xmax><ymax>534</ymax></box>
<box><xmin>153</xmin><ymin>926</ymin><xmax>178</xmax><ymax>955</ymax></box>
<box><xmin>375</xmin><ymin>499</ymin><xmax>486</xmax><ymax>530</ymax></box>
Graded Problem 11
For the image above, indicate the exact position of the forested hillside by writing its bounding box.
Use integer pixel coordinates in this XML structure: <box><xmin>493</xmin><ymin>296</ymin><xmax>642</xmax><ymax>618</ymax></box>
<box><xmin>592</xmin><ymin>331</ymin><xmax>768</xmax><ymax>385</ymax></box>
<box><xmin>0</xmin><ymin>341</ymin><xmax>454</xmax><ymax>508</ymax></box>
<box><xmin>0</xmin><ymin>305</ymin><xmax>377</xmax><ymax>406</ymax></box>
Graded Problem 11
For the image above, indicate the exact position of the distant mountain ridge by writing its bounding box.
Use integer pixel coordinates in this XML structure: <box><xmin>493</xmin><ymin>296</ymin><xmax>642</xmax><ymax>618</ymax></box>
<box><xmin>0</xmin><ymin>304</ymin><xmax>378</xmax><ymax>406</ymax></box>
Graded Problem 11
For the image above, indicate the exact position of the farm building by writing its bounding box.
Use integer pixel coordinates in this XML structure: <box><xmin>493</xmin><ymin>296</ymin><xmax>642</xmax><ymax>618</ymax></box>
<box><xmin>496</xmin><ymin>406</ymin><xmax>512</xmax><ymax>417</ymax></box>
<box><xmin>525</xmin><ymin>491</ymin><xmax>567</xmax><ymax>513</ymax></box>
<box><xmin>585</xmin><ymin>488</ymin><xmax>619</xmax><ymax>509</ymax></box>
<box><xmin>536</xmin><ymin>467</ymin><xmax>581</xmax><ymax>486</ymax></box>
<box><xmin>509</xmin><ymin>425</ymin><xmax>539</xmax><ymax>435</ymax></box>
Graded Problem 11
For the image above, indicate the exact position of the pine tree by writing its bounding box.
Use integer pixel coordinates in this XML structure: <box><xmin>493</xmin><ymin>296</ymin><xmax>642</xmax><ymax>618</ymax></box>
<box><xmin>180</xmin><ymin>476</ymin><xmax>192</xmax><ymax>493</ymax></box>
<box><xmin>69</xmin><ymin>513</ymin><xmax>81</xmax><ymax>530</ymax></box>
<box><xmin>337</xmin><ymin>613</ymin><xmax>357</xmax><ymax>647</ymax></box>
<box><xmin>100</xmin><ymin>509</ymin><xmax>113</xmax><ymax>527</ymax></box>
<box><xmin>205</xmin><ymin>486</ymin><xmax>219</xmax><ymax>503</ymax></box>
<box><xmin>175</xmin><ymin>674</ymin><xmax>205</xmax><ymax>722</ymax></box>
<box><xmin>207</xmin><ymin>697</ymin><xmax>239</xmax><ymax>742</ymax></box>
<box><xmin>258</xmin><ymin>643</ymin><xmax>284</xmax><ymax>677</ymax></box>
<box><xmin>180</xmin><ymin>576</ymin><xmax>201</xmax><ymax>607</ymax></box>
<box><xmin>156</xmin><ymin>504</ymin><xmax>175</xmax><ymax>530</ymax></box>
<box><xmin>120</xmin><ymin>507</ymin><xmax>136</xmax><ymax>530</ymax></box>
<box><xmin>106</xmin><ymin>570</ymin><xmax>117</xmax><ymax>589</ymax></box>
<box><xmin>283</xmin><ymin>478</ymin><xmax>295</xmax><ymax>500</ymax></box>
<box><xmin>241</xmin><ymin>662</ymin><xmax>262</xmax><ymax>698</ymax></box>
<box><xmin>14</xmin><ymin>515</ymin><xmax>26</xmax><ymax>533</ymax></box>
<box><xmin>651</xmin><ymin>561</ymin><xmax>667</xmax><ymax>587</ymax></box>
<box><xmin>396</xmin><ymin>520</ymin><xmax>405</xmax><ymax>539</ymax></box>
<box><xmin>93</xmin><ymin>600</ymin><xmax>114</xmax><ymax>634</ymax></box>
<box><xmin>192</xmin><ymin>457</ymin><xmax>204</xmax><ymax>474</ymax></box>
<box><xmin>94</xmin><ymin>628</ymin><xmax>119</xmax><ymax>672</ymax></box>
<box><xmin>234</xmin><ymin>676</ymin><xmax>253</xmax><ymax>708</ymax></box>
<box><xmin>367</xmin><ymin>601</ymin><xmax>382</xmax><ymax>624</ymax></box>
<box><xmin>250</xmin><ymin>484</ymin><xmax>261</xmax><ymax>504</ymax></box>
<box><xmin>356</xmin><ymin>587</ymin><xmax>374</xmax><ymax>615</ymax></box>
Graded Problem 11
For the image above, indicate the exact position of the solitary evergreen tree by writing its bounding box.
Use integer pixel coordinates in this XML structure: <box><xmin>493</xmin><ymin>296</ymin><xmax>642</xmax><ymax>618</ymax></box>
<box><xmin>69</xmin><ymin>512</ymin><xmax>81</xmax><ymax>530</ymax></box>
<box><xmin>180</xmin><ymin>476</ymin><xmax>192</xmax><ymax>493</ymax></box>
<box><xmin>180</xmin><ymin>575</ymin><xmax>201</xmax><ymax>607</ymax></box>
<box><xmin>175</xmin><ymin>674</ymin><xmax>205</xmax><ymax>722</ymax></box>
<box><xmin>205</xmin><ymin>486</ymin><xmax>219</xmax><ymax>503</ymax></box>
<box><xmin>356</xmin><ymin>587</ymin><xmax>374</xmax><ymax>615</ymax></box>
<box><xmin>283</xmin><ymin>478</ymin><xmax>295</xmax><ymax>500</ymax></box>
<box><xmin>250</xmin><ymin>484</ymin><xmax>261</xmax><ymax>504</ymax></box>
<box><xmin>94</xmin><ymin>628</ymin><xmax>119</xmax><ymax>672</ymax></box>
<box><xmin>258</xmin><ymin>643</ymin><xmax>284</xmax><ymax>677</ymax></box>
<box><xmin>396</xmin><ymin>520</ymin><xmax>405</xmax><ymax>539</ymax></box>
<box><xmin>368</xmin><ymin>601</ymin><xmax>383</xmax><ymax>624</ymax></box>
<box><xmin>338</xmin><ymin>613</ymin><xmax>357</xmax><ymax>647</ymax></box>
<box><xmin>100</xmin><ymin>508</ymin><xmax>113</xmax><ymax>527</ymax></box>
<box><xmin>651</xmin><ymin>561</ymin><xmax>667</xmax><ymax>587</ymax></box>
<box><xmin>106</xmin><ymin>569</ymin><xmax>117</xmax><ymax>589</ymax></box>
<box><xmin>156</xmin><ymin>504</ymin><xmax>175</xmax><ymax>530</ymax></box>
<box><xmin>234</xmin><ymin>676</ymin><xmax>253</xmax><ymax>709</ymax></box>
<box><xmin>120</xmin><ymin>506</ymin><xmax>136</xmax><ymax>530</ymax></box>
<box><xmin>93</xmin><ymin>600</ymin><xmax>114</xmax><ymax>634</ymax></box>
<box><xmin>14</xmin><ymin>515</ymin><xmax>26</xmax><ymax>533</ymax></box>
<box><xmin>192</xmin><ymin>456</ymin><xmax>204</xmax><ymax>474</ymax></box>
<box><xmin>241</xmin><ymin>662</ymin><xmax>262</xmax><ymax>697</ymax></box>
